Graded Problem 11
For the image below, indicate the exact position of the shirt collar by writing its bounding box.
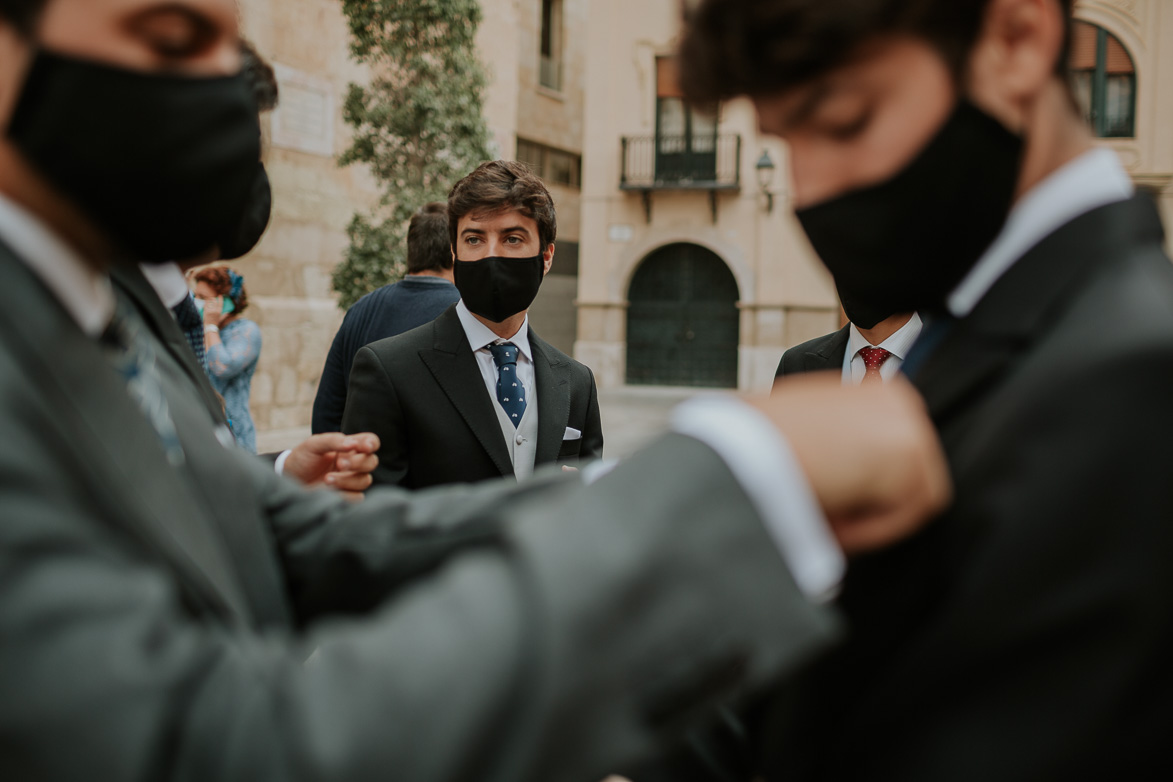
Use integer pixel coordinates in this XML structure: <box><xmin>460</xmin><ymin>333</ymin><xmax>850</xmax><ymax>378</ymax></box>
<box><xmin>138</xmin><ymin>262</ymin><xmax>191</xmax><ymax>309</ymax></box>
<box><xmin>455</xmin><ymin>299</ymin><xmax>533</xmax><ymax>362</ymax></box>
<box><xmin>847</xmin><ymin>311</ymin><xmax>923</xmax><ymax>361</ymax></box>
<box><xmin>947</xmin><ymin>147</ymin><xmax>1134</xmax><ymax>317</ymax></box>
<box><xmin>0</xmin><ymin>191</ymin><xmax>114</xmax><ymax>338</ymax></box>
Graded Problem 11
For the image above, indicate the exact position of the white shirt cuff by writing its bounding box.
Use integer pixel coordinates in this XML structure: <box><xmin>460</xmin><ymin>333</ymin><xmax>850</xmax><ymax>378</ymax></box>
<box><xmin>274</xmin><ymin>449</ymin><xmax>293</xmax><ymax>476</ymax></box>
<box><xmin>671</xmin><ymin>396</ymin><xmax>845</xmax><ymax>602</ymax></box>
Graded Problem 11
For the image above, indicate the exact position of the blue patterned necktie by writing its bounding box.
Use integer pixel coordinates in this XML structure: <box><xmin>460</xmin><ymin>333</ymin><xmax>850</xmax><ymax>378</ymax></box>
<box><xmin>172</xmin><ymin>293</ymin><xmax>207</xmax><ymax>371</ymax></box>
<box><xmin>489</xmin><ymin>341</ymin><xmax>527</xmax><ymax>428</ymax></box>
<box><xmin>101</xmin><ymin>301</ymin><xmax>186</xmax><ymax>466</ymax></box>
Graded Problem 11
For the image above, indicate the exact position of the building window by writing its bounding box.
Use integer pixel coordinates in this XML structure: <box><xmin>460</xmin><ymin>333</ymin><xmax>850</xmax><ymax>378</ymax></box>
<box><xmin>655</xmin><ymin>56</ymin><xmax>719</xmax><ymax>182</ymax></box>
<box><xmin>517</xmin><ymin>137</ymin><xmax>582</xmax><ymax>188</ymax></box>
<box><xmin>540</xmin><ymin>0</ymin><xmax>562</xmax><ymax>91</ymax></box>
<box><xmin>1069</xmin><ymin>21</ymin><xmax>1136</xmax><ymax>138</ymax></box>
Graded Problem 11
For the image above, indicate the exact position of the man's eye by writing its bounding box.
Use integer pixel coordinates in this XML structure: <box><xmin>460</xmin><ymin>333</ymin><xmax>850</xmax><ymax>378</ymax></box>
<box><xmin>824</xmin><ymin>111</ymin><xmax>873</xmax><ymax>141</ymax></box>
<box><xmin>505</xmin><ymin>236</ymin><xmax>522</xmax><ymax>244</ymax></box>
<box><xmin>131</xmin><ymin>10</ymin><xmax>217</xmax><ymax>60</ymax></box>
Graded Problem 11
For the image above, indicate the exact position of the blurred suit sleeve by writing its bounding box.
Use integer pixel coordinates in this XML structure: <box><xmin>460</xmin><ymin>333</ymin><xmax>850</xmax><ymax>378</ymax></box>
<box><xmin>1</xmin><ymin>422</ymin><xmax>840</xmax><ymax>782</ymax></box>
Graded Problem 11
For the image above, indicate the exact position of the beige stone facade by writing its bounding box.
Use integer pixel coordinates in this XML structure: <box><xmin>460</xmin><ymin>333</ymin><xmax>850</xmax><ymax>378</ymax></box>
<box><xmin>574</xmin><ymin>0</ymin><xmax>839</xmax><ymax>393</ymax></box>
<box><xmin>1075</xmin><ymin>0</ymin><xmax>1173</xmax><ymax>238</ymax></box>
<box><xmin>236</xmin><ymin>0</ymin><xmax>1173</xmax><ymax>447</ymax></box>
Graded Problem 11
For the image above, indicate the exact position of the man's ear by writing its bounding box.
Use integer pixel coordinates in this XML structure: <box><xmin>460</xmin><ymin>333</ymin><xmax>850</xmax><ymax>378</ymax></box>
<box><xmin>542</xmin><ymin>243</ymin><xmax>555</xmax><ymax>275</ymax></box>
<box><xmin>967</xmin><ymin>0</ymin><xmax>1067</xmax><ymax>129</ymax></box>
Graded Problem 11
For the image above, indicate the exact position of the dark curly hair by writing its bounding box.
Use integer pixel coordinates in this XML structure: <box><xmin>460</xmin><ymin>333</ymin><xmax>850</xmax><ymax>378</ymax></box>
<box><xmin>240</xmin><ymin>38</ymin><xmax>279</xmax><ymax>112</ymax></box>
<box><xmin>193</xmin><ymin>266</ymin><xmax>250</xmax><ymax>315</ymax></box>
<box><xmin>407</xmin><ymin>202</ymin><xmax>452</xmax><ymax>274</ymax></box>
<box><xmin>678</xmin><ymin>0</ymin><xmax>1075</xmax><ymax>104</ymax></box>
<box><xmin>447</xmin><ymin>160</ymin><xmax>557</xmax><ymax>253</ymax></box>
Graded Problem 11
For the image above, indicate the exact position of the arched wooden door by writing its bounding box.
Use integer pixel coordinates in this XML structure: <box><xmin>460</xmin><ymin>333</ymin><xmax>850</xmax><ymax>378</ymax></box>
<box><xmin>626</xmin><ymin>243</ymin><xmax>739</xmax><ymax>388</ymax></box>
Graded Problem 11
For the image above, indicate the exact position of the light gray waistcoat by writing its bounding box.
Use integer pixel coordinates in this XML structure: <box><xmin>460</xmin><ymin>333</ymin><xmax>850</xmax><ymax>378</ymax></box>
<box><xmin>490</xmin><ymin>388</ymin><xmax>539</xmax><ymax>480</ymax></box>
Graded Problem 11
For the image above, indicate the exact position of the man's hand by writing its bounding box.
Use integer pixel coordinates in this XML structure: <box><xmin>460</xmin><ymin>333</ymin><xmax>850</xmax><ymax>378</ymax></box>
<box><xmin>282</xmin><ymin>433</ymin><xmax>380</xmax><ymax>501</ymax></box>
<box><xmin>751</xmin><ymin>374</ymin><xmax>951</xmax><ymax>555</ymax></box>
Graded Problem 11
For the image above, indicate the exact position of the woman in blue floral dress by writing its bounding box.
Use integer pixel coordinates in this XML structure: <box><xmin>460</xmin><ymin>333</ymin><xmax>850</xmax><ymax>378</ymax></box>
<box><xmin>192</xmin><ymin>267</ymin><xmax>262</xmax><ymax>452</ymax></box>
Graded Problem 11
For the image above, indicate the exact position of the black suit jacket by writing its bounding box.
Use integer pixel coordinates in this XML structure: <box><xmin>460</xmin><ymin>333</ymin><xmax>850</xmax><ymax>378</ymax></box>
<box><xmin>758</xmin><ymin>194</ymin><xmax>1173</xmax><ymax>779</ymax></box>
<box><xmin>342</xmin><ymin>305</ymin><xmax>604</xmax><ymax>489</ymax></box>
<box><xmin>773</xmin><ymin>325</ymin><xmax>849</xmax><ymax>385</ymax></box>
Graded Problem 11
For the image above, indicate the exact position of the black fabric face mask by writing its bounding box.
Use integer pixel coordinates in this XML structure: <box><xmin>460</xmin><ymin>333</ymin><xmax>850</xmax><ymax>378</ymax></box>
<box><xmin>6</xmin><ymin>49</ymin><xmax>261</xmax><ymax>263</ymax></box>
<box><xmin>795</xmin><ymin>99</ymin><xmax>1024</xmax><ymax>329</ymax></box>
<box><xmin>454</xmin><ymin>254</ymin><xmax>546</xmax><ymax>323</ymax></box>
<box><xmin>217</xmin><ymin>162</ymin><xmax>272</xmax><ymax>261</ymax></box>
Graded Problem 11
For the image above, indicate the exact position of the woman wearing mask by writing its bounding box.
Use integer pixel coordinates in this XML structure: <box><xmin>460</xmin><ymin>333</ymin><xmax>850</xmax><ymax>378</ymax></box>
<box><xmin>193</xmin><ymin>267</ymin><xmax>263</xmax><ymax>453</ymax></box>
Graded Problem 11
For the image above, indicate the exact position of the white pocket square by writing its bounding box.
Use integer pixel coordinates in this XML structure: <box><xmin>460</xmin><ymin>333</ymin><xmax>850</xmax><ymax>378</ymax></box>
<box><xmin>563</xmin><ymin>427</ymin><xmax>582</xmax><ymax>441</ymax></box>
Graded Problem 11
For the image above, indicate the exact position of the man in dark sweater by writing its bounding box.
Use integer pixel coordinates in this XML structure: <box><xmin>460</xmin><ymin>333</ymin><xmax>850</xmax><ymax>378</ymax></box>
<box><xmin>312</xmin><ymin>202</ymin><xmax>461</xmax><ymax>433</ymax></box>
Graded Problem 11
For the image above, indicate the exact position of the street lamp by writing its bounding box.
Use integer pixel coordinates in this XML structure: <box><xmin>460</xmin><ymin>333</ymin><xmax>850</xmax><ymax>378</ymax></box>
<box><xmin>755</xmin><ymin>149</ymin><xmax>776</xmax><ymax>213</ymax></box>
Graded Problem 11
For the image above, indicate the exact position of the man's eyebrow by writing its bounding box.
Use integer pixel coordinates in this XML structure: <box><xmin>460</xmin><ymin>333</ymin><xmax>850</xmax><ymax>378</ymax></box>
<box><xmin>460</xmin><ymin>227</ymin><xmax>487</xmax><ymax>236</ymax></box>
<box><xmin>499</xmin><ymin>225</ymin><xmax>531</xmax><ymax>235</ymax></box>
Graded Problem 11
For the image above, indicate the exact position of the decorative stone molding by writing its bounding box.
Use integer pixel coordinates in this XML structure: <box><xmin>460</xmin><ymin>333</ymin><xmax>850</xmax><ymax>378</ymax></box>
<box><xmin>1077</xmin><ymin>0</ymin><xmax>1145</xmax><ymax>48</ymax></box>
<box><xmin>1131</xmin><ymin>173</ymin><xmax>1173</xmax><ymax>193</ymax></box>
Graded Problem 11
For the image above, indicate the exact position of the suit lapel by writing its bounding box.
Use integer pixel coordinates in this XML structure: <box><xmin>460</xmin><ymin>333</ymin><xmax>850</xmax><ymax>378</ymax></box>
<box><xmin>913</xmin><ymin>195</ymin><xmax>1164</xmax><ymax>426</ymax></box>
<box><xmin>419</xmin><ymin>308</ymin><xmax>514</xmax><ymax>476</ymax></box>
<box><xmin>530</xmin><ymin>331</ymin><xmax>571</xmax><ymax>466</ymax></box>
<box><xmin>110</xmin><ymin>264</ymin><xmax>227</xmax><ymax>426</ymax></box>
<box><xmin>803</xmin><ymin>325</ymin><xmax>850</xmax><ymax>373</ymax></box>
<box><xmin>0</xmin><ymin>249</ymin><xmax>253</xmax><ymax>623</ymax></box>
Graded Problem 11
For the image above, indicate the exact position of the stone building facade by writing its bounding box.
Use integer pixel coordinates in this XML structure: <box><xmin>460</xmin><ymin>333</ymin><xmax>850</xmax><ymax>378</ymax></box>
<box><xmin>237</xmin><ymin>0</ymin><xmax>1173</xmax><ymax>448</ymax></box>
<box><xmin>574</xmin><ymin>0</ymin><xmax>1173</xmax><ymax>393</ymax></box>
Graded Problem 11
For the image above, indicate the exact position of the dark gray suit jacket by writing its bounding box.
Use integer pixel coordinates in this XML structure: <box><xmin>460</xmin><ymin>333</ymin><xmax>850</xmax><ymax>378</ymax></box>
<box><xmin>758</xmin><ymin>194</ymin><xmax>1173</xmax><ymax>779</ymax></box>
<box><xmin>343</xmin><ymin>305</ymin><xmax>604</xmax><ymax>489</ymax></box>
<box><xmin>774</xmin><ymin>325</ymin><xmax>849</xmax><ymax>385</ymax></box>
<box><xmin>111</xmin><ymin>264</ymin><xmax>228</xmax><ymax>427</ymax></box>
<box><xmin>0</xmin><ymin>242</ymin><xmax>836</xmax><ymax>782</ymax></box>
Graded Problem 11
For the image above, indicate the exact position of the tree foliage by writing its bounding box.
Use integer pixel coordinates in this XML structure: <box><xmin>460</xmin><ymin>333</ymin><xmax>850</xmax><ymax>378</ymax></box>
<box><xmin>333</xmin><ymin>0</ymin><xmax>494</xmax><ymax>309</ymax></box>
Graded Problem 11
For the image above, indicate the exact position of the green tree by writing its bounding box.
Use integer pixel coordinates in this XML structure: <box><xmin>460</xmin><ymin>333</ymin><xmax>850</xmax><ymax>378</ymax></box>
<box><xmin>333</xmin><ymin>0</ymin><xmax>494</xmax><ymax>310</ymax></box>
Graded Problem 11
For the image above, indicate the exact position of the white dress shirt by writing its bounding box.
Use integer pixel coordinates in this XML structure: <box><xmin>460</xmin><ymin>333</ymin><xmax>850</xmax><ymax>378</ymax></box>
<box><xmin>455</xmin><ymin>300</ymin><xmax>538</xmax><ymax>413</ymax></box>
<box><xmin>0</xmin><ymin>192</ymin><xmax>113</xmax><ymax>337</ymax></box>
<box><xmin>842</xmin><ymin>313</ymin><xmax>923</xmax><ymax>385</ymax></box>
<box><xmin>138</xmin><ymin>262</ymin><xmax>190</xmax><ymax>310</ymax></box>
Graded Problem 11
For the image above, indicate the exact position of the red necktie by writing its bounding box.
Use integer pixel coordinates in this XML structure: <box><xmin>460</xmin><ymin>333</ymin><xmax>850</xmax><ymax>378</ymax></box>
<box><xmin>859</xmin><ymin>346</ymin><xmax>892</xmax><ymax>385</ymax></box>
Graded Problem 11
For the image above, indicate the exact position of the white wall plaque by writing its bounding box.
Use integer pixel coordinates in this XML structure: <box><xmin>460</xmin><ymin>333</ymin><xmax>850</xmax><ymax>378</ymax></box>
<box><xmin>271</xmin><ymin>63</ymin><xmax>336</xmax><ymax>157</ymax></box>
<box><xmin>608</xmin><ymin>223</ymin><xmax>634</xmax><ymax>243</ymax></box>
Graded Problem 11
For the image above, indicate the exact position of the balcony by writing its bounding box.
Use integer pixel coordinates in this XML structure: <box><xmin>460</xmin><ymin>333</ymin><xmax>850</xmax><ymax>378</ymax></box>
<box><xmin>620</xmin><ymin>134</ymin><xmax>741</xmax><ymax>223</ymax></box>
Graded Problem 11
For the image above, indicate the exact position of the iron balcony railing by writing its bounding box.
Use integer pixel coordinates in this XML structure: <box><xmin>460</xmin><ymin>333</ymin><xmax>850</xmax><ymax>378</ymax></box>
<box><xmin>620</xmin><ymin>134</ymin><xmax>741</xmax><ymax>190</ymax></box>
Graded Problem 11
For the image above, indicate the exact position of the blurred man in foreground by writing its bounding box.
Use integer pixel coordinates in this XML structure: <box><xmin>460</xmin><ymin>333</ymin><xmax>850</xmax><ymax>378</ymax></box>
<box><xmin>681</xmin><ymin>0</ymin><xmax>1173</xmax><ymax>778</ymax></box>
<box><xmin>0</xmin><ymin>1</ymin><xmax>947</xmax><ymax>780</ymax></box>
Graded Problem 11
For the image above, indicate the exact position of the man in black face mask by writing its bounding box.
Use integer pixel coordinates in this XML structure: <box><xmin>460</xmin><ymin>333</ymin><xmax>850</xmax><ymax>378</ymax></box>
<box><xmin>0</xmin><ymin>2</ymin><xmax>954</xmax><ymax>778</ymax></box>
<box><xmin>774</xmin><ymin>310</ymin><xmax>922</xmax><ymax>388</ymax></box>
<box><xmin>343</xmin><ymin>160</ymin><xmax>605</xmax><ymax>489</ymax></box>
<box><xmin>679</xmin><ymin>0</ymin><xmax>1173</xmax><ymax>778</ymax></box>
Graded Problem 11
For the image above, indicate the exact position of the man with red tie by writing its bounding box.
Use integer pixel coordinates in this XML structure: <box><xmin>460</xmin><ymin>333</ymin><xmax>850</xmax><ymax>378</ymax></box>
<box><xmin>773</xmin><ymin>311</ymin><xmax>922</xmax><ymax>387</ymax></box>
